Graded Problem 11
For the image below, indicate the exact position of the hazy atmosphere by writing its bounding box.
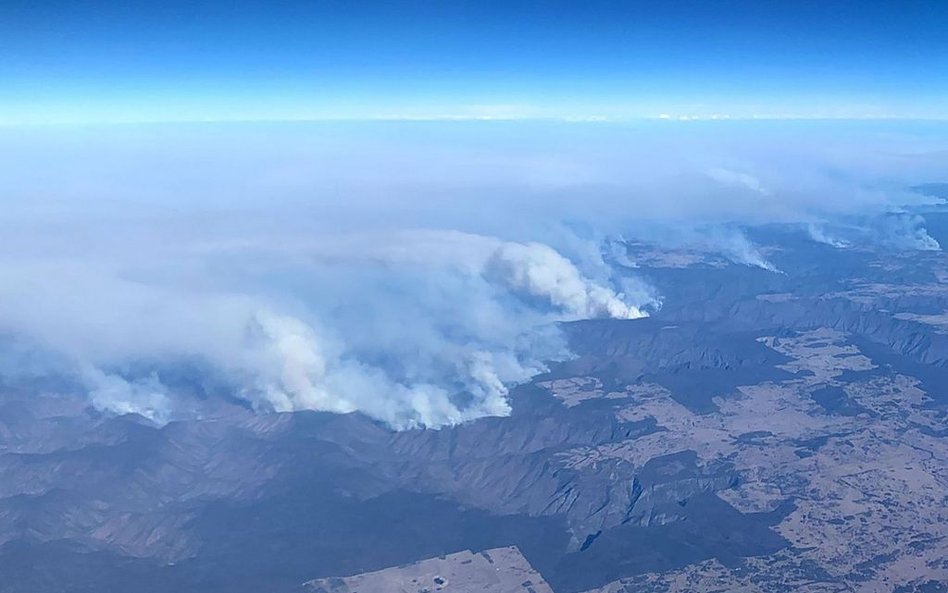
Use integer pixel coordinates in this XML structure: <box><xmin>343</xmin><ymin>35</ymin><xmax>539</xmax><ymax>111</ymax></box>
<box><xmin>2</xmin><ymin>120</ymin><xmax>946</xmax><ymax>427</ymax></box>
<box><xmin>1</xmin><ymin>2</ymin><xmax>947</xmax><ymax>592</ymax></box>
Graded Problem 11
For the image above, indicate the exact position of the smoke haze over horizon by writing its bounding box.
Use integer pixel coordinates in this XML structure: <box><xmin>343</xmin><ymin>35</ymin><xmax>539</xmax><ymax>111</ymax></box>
<box><xmin>0</xmin><ymin>120</ymin><xmax>946</xmax><ymax>427</ymax></box>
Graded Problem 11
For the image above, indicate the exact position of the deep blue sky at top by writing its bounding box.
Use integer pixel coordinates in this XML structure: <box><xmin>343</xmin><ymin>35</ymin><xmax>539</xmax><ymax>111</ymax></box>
<box><xmin>1</xmin><ymin>0</ymin><xmax>947</xmax><ymax>123</ymax></box>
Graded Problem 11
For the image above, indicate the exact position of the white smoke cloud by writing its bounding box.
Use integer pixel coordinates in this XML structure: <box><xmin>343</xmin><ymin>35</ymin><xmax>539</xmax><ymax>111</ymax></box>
<box><xmin>226</xmin><ymin>233</ymin><xmax>651</xmax><ymax>428</ymax></box>
<box><xmin>83</xmin><ymin>367</ymin><xmax>173</xmax><ymax>424</ymax></box>
<box><xmin>212</xmin><ymin>234</ymin><xmax>648</xmax><ymax>428</ymax></box>
<box><xmin>806</xmin><ymin>222</ymin><xmax>851</xmax><ymax>248</ymax></box>
<box><xmin>701</xmin><ymin>227</ymin><xmax>782</xmax><ymax>272</ymax></box>
<box><xmin>486</xmin><ymin>242</ymin><xmax>646</xmax><ymax>320</ymax></box>
<box><xmin>0</xmin><ymin>120</ymin><xmax>945</xmax><ymax>427</ymax></box>
<box><xmin>241</xmin><ymin>310</ymin><xmax>346</xmax><ymax>415</ymax></box>
<box><xmin>234</xmin><ymin>308</ymin><xmax>518</xmax><ymax>429</ymax></box>
<box><xmin>0</xmin><ymin>231</ymin><xmax>650</xmax><ymax>429</ymax></box>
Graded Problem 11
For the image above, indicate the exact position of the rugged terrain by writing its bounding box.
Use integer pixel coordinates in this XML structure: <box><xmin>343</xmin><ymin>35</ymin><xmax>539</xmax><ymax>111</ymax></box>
<box><xmin>2</xmin><ymin>213</ymin><xmax>948</xmax><ymax>593</ymax></box>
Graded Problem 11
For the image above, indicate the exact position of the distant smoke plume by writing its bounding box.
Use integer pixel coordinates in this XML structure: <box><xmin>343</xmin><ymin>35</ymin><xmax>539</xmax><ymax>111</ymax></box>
<box><xmin>628</xmin><ymin>225</ymin><xmax>781</xmax><ymax>273</ymax></box>
<box><xmin>873</xmin><ymin>212</ymin><xmax>941</xmax><ymax>251</ymax></box>
<box><xmin>806</xmin><ymin>213</ymin><xmax>940</xmax><ymax>251</ymax></box>
<box><xmin>806</xmin><ymin>222</ymin><xmax>851</xmax><ymax>248</ymax></box>
<box><xmin>603</xmin><ymin>237</ymin><xmax>639</xmax><ymax>269</ymax></box>
<box><xmin>83</xmin><ymin>368</ymin><xmax>173</xmax><ymax>424</ymax></box>
<box><xmin>698</xmin><ymin>227</ymin><xmax>781</xmax><ymax>272</ymax></box>
<box><xmin>486</xmin><ymin>242</ymin><xmax>646</xmax><ymax>319</ymax></box>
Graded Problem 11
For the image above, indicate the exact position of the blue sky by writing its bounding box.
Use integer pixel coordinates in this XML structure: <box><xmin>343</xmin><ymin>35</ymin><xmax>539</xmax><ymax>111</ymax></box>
<box><xmin>2</xmin><ymin>0</ymin><xmax>947</xmax><ymax>123</ymax></box>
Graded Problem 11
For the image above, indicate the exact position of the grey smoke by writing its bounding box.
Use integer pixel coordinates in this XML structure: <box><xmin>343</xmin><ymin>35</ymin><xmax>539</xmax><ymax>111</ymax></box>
<box><xmin>872</xmin><ymin>212</ymin><xmax>941</xmax><ymax>251</ymax></box>
<box><xmin>695</xmin><ymin>227</ymin><xmax>781</xmax><ymax>272</ymax></box>
<box><xmin>806</xmin><ymin>222</ymin><xmax>852</xmax><ymax>248</ymax></box>
<box><xmin>84</xmin><ymin>368</ymin><xmax>173</xmax><ymax>424</ymax></box>
<box><xmin>806</xmin><ymin>213</ymin><xmax>940</xmax><ymax>251</ymax></box>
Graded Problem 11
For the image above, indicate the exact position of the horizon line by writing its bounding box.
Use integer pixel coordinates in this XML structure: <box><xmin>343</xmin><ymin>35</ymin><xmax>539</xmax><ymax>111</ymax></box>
<box><xmin>3</xmin><ymin>114</ymin><xmax>948</xmax><ymax>127</ymax></box>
